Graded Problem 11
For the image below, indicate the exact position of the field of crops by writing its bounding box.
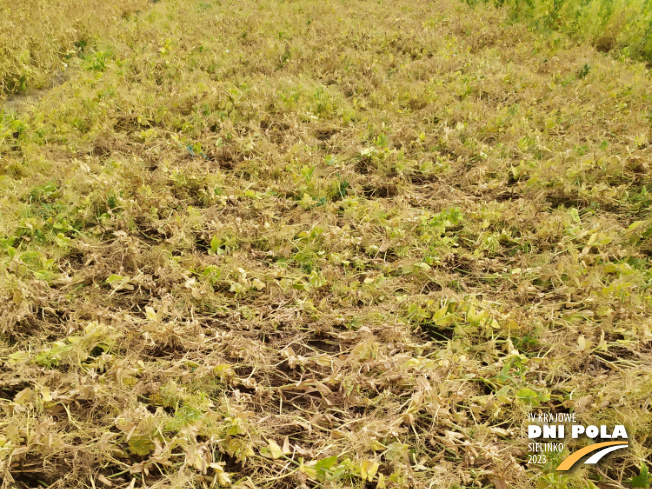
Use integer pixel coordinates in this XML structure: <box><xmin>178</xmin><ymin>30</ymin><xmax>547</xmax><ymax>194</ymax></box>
<box><xmin>470</xmin><ymin>0</ymin><xmax>652</xmax><ymax>63</ymax></box>
<box><xmin>1</xmin><ymin>0</ymin><xmax>652</xmax><ymax>488</ymax></box>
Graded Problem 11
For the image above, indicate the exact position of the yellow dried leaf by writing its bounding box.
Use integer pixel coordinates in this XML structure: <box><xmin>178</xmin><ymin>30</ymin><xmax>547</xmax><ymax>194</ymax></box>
<box><xmin>209</xmin><ymin>463</ymin><xmax>231</xmax><ymax>486</ymax></box>
<box><xmin>268</xmin><ymin>439</ymin><xmax>283</xmax><ymax>459</ymax></box>
<box><xmin>282</xmin><ymin>436</ymin><xmax>291</xmax><ymax>455</ymax></box>
<box><xmin>145</xmin><ymin>306</ymin><xmax>158</xmax><ymax>322</ymax></box>
<box><xmin>40</xmin><ymin>386</ymin><xmax>52</xmax><ymax>402</ymax></box>
<box><xmin>360</xmin><ymin>460</ymin><xmax>379</xmax><ymax>481</ymax></box>
<box><xmin>260</xmin><ymin>439</ymin><xmax>284</xmax><ymax>459</ymax></box>
<box><xmin>14</xmin><ymin>388</ymin><xmax>34</xmax><ymax>405</ymax></box>
<box><xmin>299</xmin><ymin>461</ymin><xmax>317</xmax><ymax>479</ymax></box>
<box><xmin>128</xmin><ymin>435</ymin><xmax>154</xmax><ymax>456</ymax></box>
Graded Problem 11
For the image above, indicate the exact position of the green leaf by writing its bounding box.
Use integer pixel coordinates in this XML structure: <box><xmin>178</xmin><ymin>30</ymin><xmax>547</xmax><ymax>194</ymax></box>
<box><xmin>210</xmin><ymin>235</ymin><xmax>220</xmax><ymax>253</ymax></box>
<box><xmin>516</xmin><ymin>388</ymin><xmax>540</xmax><ymax>406</ymax></box>
<box><xmin>105</xmin><ymin>274</ymin><xmax>133</xmax><ymax>290</ymax></box>
<box><xmin>315</xmin><ymin>456</ymin><xmax>338</xmax><ymax>477</ymax></box>
<box><xmin>106</xmin><ymin>274</ymin><xmax>125</xmax><ymax>284</ymax></box>
<box><xmin>629</xmin><ymin>463</ymin><xmax>651</xmax><ymax>488</ymax></box>
<box><xmin>627</xmin><ymin>221</ymin><xmax>645</xmax><ymax>232</ymax></box>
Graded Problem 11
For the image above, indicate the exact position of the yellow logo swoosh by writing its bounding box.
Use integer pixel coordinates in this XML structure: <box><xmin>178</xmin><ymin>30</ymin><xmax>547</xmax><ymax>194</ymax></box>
<box><xmin>556</xmin><ymin>441</ymin><xmax>629</xmax><ymax>471</ymax></box>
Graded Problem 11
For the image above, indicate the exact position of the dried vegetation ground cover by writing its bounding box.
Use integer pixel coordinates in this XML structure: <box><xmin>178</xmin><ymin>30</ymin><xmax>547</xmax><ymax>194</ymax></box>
<box><xmin>0</xmin><ymin>0</ymin><xmax>149</xmax><ymax>96</ymax></box>
<box><xmin>1</xmin><ymin>0</ymin><xmax>652</xmax><ymax>488</ymax></box>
